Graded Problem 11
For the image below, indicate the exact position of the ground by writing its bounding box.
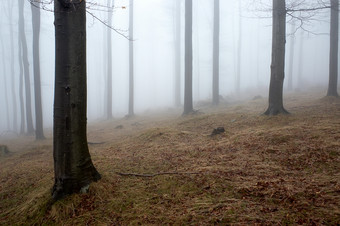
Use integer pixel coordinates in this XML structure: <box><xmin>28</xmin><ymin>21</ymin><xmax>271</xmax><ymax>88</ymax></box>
<box><xmin>0</xmin><ymin>89</ymin><xmax>340</xmax><ymax>225</ymax></box>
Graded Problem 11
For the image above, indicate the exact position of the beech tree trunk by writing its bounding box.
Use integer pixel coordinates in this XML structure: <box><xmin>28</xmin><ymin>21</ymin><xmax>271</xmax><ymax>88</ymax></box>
<box><xmin>327</xmin><ymin>0</ymin><xmax>339</xmax><ymax>97</ymax></box>
<box><xmin>212</xmin><ymin>0</ymin><xmax>220</xmax><ymax>105</ymax></box>
<box><xmin>264</xmin><ymin>0</ymin><xmax>289</xmax><ymax>115</ymax></box>
<box><xmin>53</xmin><ymin>0</ymin><xmax>101</xmax><ymax>200</ymax></box>
<box><xmin>31</xmin><ymin>2</ymin><xmax>45</xmax><ymax>140</ymax></box>
<box><xmin>128</xmin><ymin>0</ymin><xmax>134</xmax><ymax>116</ymax></box>
<box><xmin>174</xmin><ymin>0</ymin><xmax>181</xmax><ymax>107</ymax></box>
<box><xmin>183</xmin><ymin>0</ymin><xmax>193</xmax><ymax>115</ymax></box>
<box><xmin>19</xmin><ymin>0</ymin><xmax>35</xmax><ymax>134</ymax></box>
<box><xmin>106</xmin><ymin>0</ymin><xmax>113</xmax><ymax>119</ymax></box>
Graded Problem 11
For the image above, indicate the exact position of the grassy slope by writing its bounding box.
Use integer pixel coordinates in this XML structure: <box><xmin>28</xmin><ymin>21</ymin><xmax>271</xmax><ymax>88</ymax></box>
<box><xmin>0</xmin><ymin>91</ymin><xmax>340</xmax><ymax>225</ymax></box>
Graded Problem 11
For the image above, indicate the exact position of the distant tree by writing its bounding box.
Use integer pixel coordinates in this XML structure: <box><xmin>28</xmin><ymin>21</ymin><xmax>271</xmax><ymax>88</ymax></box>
<box><xmin>0</xmin><ymin>39</ymin><xmax>10</xmax><ymax>130</ymax></box>
<box><xmin>18</xmin><ymin>31</ymin><xmax>25</xmax><ymax>134</ymax></box>
<box><xmin>183</xmin><ymin>0</ymin><xmax>194</xmax><ymax>115</ymax></box>
<box><xmin>31</xmin><ymin>1</ymin><xmax>45</xmax><ymax>140</ymax></box>
<box><xmin>53</xmin><ymin>0</ymin><xmax>101</xmax><ymax>200</ymax></box>
<box><xmin>18</xmin><ymin>0</ymin><xmax>35</xmax><ymax>134</ymax></box>
<box><xmin>212</xmin><ymin>0</ymin><xmax>220</xmax><ymax>105</ymax></box>
<box><xmin>106</xmin><ymin>0</ymin><xmax>113</xmax><ymax>119</ymax></box>
<box><xmin>236</xmin><ymin>0</ymin><xmax>242</xmax><ymax>94</ymax></box>
<box><xmin>174</xmin><ymin>0</ymin><xmax>181</xmax><ymax>107</ymax></box>
<box><xmin>128</xmin><ymin>0</ymin><xmax>134</xmax><ymax>116</ymax></box>
<box><xmin>287</xmin><ymin>21</ymin><xmax>296</xmax><ymax>91</ymax></box>
<box><xmin>264</xmin><ymin>0</ymin><xmax>288</xmax><ymax>115</ymax></box>
<box><xmin>327</xmin><ymin>0</ymin><xmax>339</xmax><ymax>97</ymax></box>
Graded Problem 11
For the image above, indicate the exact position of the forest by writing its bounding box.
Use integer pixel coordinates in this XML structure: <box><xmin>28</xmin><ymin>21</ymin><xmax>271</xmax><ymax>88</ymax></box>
<box><xmin>0</xmin><ymin>0</ymin><xmax>339</xmax><ymax>224</ymax></box>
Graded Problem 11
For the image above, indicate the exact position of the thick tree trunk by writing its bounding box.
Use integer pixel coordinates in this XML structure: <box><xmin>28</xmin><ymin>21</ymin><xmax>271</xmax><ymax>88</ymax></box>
<box><xmin>174</xmin><ymin>0</ymin><xmax>181</xmax><ymax>107</ymax></box>
<box><xmin>106</xmin><ymin>0</ymin><xmax>113</xmax><ymax>119</ymax></box>
<box><xmin>128</xmin><ymin>0</ymin><xmax>134</xmax><ymax>116</ymax></box>
<box><xmin>287</xmin><ymin>21</ymin><xmax>295</xmax><ymax>91</ymax></box>
<box><xmin>31</xmin><ymin>2</ymin><xmax>45</xmax><ymax>140</ymax></box>
<box><xmin>264</xmin><ymin>0</ymin><xmax>288</xmax><ymax>115</ymax></box>
<box><xmin>53</xmin><ymin>0</ymin><xmax>101</xmax><ymax>200</ymax></box>
<box><xmin>183</xmin><ymin>0</ymin><xmax>193</xmax><ymax>115</ymax></box>
<box><xmin>212</xmin><ymin>0</ymin><xmax>220</xmax><ymax>105</ymax></box>
<box><xmin>327</xmin><ymin>0</ymin><xmax>339</xmax><ymax>97</ymax></box>
<box><xmin>18</xmin><ymin>0</ymin><xmax>34</xmax><ymax>134</ymax></box>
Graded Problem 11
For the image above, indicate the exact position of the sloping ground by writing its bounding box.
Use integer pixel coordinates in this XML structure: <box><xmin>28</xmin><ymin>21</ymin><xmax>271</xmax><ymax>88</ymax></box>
<box><xmin>0</xmin><ymin>90</ymin><xmax>340</xmax><ymax>225</ymax></box>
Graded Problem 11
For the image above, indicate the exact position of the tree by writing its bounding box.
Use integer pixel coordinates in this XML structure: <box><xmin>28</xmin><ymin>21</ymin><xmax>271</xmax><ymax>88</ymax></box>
<box><xmin>53</xmin><ymin>0</ymin><xmax>101</xmax><ymax>200</ymax></box>
<box><xmin>287</xmin><ymin>21</ymin><xmax>296</xmax><ymax>91</ymax></box>
<box><xmin>264</xmin><ymin>0</ymin><xmax>289</xmax><ymax>115</ymax></box>
<box><xmin>183</xmin><ymin>0</ymin><xmax>193</xmax><ymax>115</ymax></box>
<box><xmin>174</xmin><ymin>0</ymin><xmax>181</xmax><ymax>107</ymax></box>
<box><xmin>212</xmin><ymin>0</ymin><xmax>220</xmax><ymax>105</ymax></box>
<box><xmin>18</xmin><ymin>0</ymin><xmax>35</xmax><ymax>134</ymax></box>
<box><xmin>31</xmin><ymin>1</ymin><xmax>45</xmax><ymax>140</ymax></box>
<box><xmin>327</xmin><ymin>0</ymin><xmax>339</xmax><ymax>97</ymax></box>
<box><xmin>0</xmin><ymin>38</ymin><xmax>10</xmax><ymax>130</ymax></box>
<box><xmin>236</xmin><ymin>0</ymin><xmax>242</xmax><ymax>94</ymax></box>
<box><xmin>106</xmin><ymin>0</ymin><xmax>113</xmax><ymax>119</ymax></box>
<box><xmin>128</xmin><ymin>0</ymin><xmax>134</xmax><ymax>116</ymax></box>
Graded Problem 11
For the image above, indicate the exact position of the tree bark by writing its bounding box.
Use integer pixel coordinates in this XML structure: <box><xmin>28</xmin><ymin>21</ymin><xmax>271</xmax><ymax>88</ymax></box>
<box><xmin>106</xmin><ymin>0</ymin><xmax>113</xmax><ymax>119</ymax></box>
<box><xmin>287</xmin><ymin>21</ymin><xmax>295</xmax><ymax>91</ymax></box>
<box><xmin>53</xmin><ymin>0</ymin><xmax>101</xmax><ymax>200</ymax></box>
<box><xmin>174</xmin><ymin>0</ymin><xmax>181</xmax><ymax>107</ymax></box>
<box><xmin>128</xmin><ymin>0</ymin><xmax>134</xmax><ymax>116</ymax></box>
<box><xmin>31</xmin><ymin>1</ymin><xmax>45</xmax><ymax>140</ymax></box>
<box><xmin>264</xmin><ymin>0</ymin><xmax>289</xmax><ymax>115</ymax></box>
<box><xmin>183</xmin><ymin>0</ymin><xmax>193</xmax><ymax>115</ymax></box>
<box><xmin>327</xmin><ymin>0</ymin><xmax>339</xmax><ymax>97</ymax></box>
<box><xmin>212</xmin><ymin>0</ymin><xmax>220</xmax><ymax>105</ymax></box>
<box><xmin>18</xmin><ymin>0</ymin><xmax>34</xmax><ymax>134</ymax></box>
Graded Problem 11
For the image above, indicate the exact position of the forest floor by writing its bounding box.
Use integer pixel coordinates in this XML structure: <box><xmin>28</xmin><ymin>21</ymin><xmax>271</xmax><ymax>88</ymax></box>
<box><xmin>1</xmin><ymin>89</ymin><xmax>340</xmax><ymax>225</ymax></box>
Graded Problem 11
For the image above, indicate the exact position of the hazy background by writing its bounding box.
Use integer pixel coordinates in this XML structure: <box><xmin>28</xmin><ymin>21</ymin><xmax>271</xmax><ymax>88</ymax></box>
<box><xmin>0</xmin><ymin>0</ymin><xmax>332</xmax><ymax>135</ymax></box>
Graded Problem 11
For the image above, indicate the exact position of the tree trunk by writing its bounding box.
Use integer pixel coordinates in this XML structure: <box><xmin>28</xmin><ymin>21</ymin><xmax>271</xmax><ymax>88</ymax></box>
<box><xmin>327</xmin><ymin>0</ymin><xmax>339</xmax><ymax>97</ymax></box>
<box><xmin>287</xmin><ymin>21</ymin><xmax>295</xmax><ymax>91</ymax></box>
<box><xmin>0</xmin><ymin>39</ymin><xmax>10</xmax><ymax>130</ymax></box>
<box><xmin>18</xmin><ymin>0</ymin><xmax>34</xmax><ymax>134</ymax></box>
<box><xmin>106</xmin><ymin>0</ymin><xmax>113</xmax><ymax>119</ymax></box>
<box><xmin>174</xmin><ymin>0</ymin><xmax>181</xmax><ymax>107</ymax></box>
<box><xmin>18</xmin><ymin>30</ymin><xmax>25</xmax><ymax>134</ymax></box>
<box><xmin>31</xmin><ymin>2</ymin><xmax>45</xmax><ymax>140</ymax></box>
<box><xmin>183</xmin><ymin>0</ymin><xmax>193</xmax><ymax>115</ymax></box>
<box><xmin>297</xmin><ymin>30</ymin><xmax>304</xmax><ymax>88</ymax></box>
<box><xmin>212</xmin><ymin>0</ymin><xmax>220</xmax><ymax>105</ymax></box>
<box><xmin>128</xmin><ymin>0</ymin><xmax>134</xmax><ymax>116</ymax></box>
<box><xmin>53</xmin><ymin>0</ymin><xmax>101</xmax><ymax>200</ymax></box>
<box><xmin>236</xmin><ymin>0</ymin><xmax>242</xmax><ymax>94</ymax></box>
<box><xmin>264</xmin><ymin>0</ymin><xmax>288</xmax><ymax>115</ymax></box>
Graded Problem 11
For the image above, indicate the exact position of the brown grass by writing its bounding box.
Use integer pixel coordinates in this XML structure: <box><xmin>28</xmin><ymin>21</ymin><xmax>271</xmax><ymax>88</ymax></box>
<box><xmin>1</xmin><ymin>90</ymin><xmax>340</xmax><ymax>225</ymax></box>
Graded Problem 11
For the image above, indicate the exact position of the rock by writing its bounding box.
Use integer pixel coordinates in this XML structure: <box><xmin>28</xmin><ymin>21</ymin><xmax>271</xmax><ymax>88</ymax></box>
<box><xmin>115</xmin><ymin>125</ymin><xmax>123</xmax><ymax>129</ymax></box>
<box><xmin>0</xmin><ymin>145</ymin><xmax>9</xmax><ymax>156</ymax></box>
<box><xmin>210</xmin><ymin>127</ymin><xmax>225</xmax><ymax>136</ymax></box>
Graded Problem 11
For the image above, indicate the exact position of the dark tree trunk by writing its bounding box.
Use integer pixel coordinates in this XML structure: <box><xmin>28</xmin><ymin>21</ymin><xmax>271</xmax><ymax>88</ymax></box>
<box><xmin>31</xmin><ymin>2</ymin><xmax>45</xmax><ymax>140</ymax></box>
<box><xmin>212</xmin><ymin>0</ymin><xmax>220</xmax><ymax>105</ymax></box>
<box><xmin>264</xmin><ymin>0</ymin><xmax>289</xmax><ymax>115</ymax></box>
<box><xmin>0</xmin><ymin>39</ymin><xmax>10</xmax><ymax>130</ymax></box>
<box><xmin>18</xmin><ymin>32</ymin><xmax>25</xmax><ymax>134</ymax></box>
<box><xmin>53</xmin><ymin>0</ymin><xmax>101</xmax><ymax>200</ymax></box>
<box><xmin>128</xmin><ymin>0</ymin><xmax>134</xmax><ymax>116</ymax></box>
<box><xmin>327</xmin><ymin>0</ymin><xmax>339</xmax><ymax>97</ymax></box>
<box><xmin>106</xmin><ymin>0</ymin><xmax>113</xmax><ymax>119</ymax></box>
<box><xmin>18</xmin><ymin>0</ymin><xmax>34</xmax><ymax>134</ymax></box>
<box><xmin>236</xmin><ymin>0</ymin><xmax>242</xmax><ymax>94</ymax></box>
<box><xmin>174</xmin><ymin>0</ymin><xmax>181</xmax><ymax>107</ymax></box>
<box><xmin>183</xmin><ymin>0</ymin><xmax>193</xmax><ymax>115</ymax></box>
<box><xmin>287</xmin><ymin>21</ymin><xmax>295</xmax><ymax>91</ymax></box>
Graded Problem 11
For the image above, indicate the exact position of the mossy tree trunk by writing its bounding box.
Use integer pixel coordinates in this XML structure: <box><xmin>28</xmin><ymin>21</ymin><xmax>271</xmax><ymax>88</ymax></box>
<box><xmin>53</xmin><ymin>0</ymin><xmax>101</xmax><ymax>200</ymax></box>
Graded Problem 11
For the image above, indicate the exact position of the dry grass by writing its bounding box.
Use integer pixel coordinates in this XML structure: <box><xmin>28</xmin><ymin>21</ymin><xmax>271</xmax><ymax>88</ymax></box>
<box><xmin>1</xmin><ymin>90</ymin><xmax>340</xmax><ymax>225</ymax></box>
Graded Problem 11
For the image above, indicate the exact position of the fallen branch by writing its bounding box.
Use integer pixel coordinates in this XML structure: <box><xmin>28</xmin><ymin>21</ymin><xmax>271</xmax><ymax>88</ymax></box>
<box><xmin>115</xmin><ymin>171</ymin><xmax>200</xmax><ymax>177</ymax></box>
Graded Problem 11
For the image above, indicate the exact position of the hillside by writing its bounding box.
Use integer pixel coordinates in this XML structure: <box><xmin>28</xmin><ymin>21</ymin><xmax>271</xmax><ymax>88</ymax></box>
<box><xmin>1</xmin><ymin>90</ymin><xmax>340</xmax><ymax>225</ymax></box>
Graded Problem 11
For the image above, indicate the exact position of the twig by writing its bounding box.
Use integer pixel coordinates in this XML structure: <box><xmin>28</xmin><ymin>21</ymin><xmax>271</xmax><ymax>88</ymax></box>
<box><xmin>115</xmin><ymin>172</ymin><xmax>200</xmax><ymax>177</ymax></box>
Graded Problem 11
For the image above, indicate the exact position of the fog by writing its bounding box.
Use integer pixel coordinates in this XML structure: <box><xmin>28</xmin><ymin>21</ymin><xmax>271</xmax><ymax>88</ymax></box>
<box><xmin>0</xmin><ymin>0</ymin><xmax>332</xmax><ymax>135</ymax></box>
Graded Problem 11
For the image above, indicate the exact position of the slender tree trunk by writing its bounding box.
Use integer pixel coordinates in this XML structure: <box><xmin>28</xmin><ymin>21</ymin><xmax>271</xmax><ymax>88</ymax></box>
<box><xmin>236</xmin><ymin>0</ymin><xmax>242</xmax><ymax>94</ymax></box>
<box><xmin>9</xmin><ymin>1</ymin><xmax>18</xmax><ymax>132</ymax></box>
<box><xmin>264</xmin><ymin>0</ymin><xmax>288</xmax><ymax>115</ymax></box>
<box><xmin>31</xmin><ymin>2</ymin><xmax>45</xmax><ymax>140</ymax></box>
<box><xmin>53</xmin><ymin>0</ymin><xmax>101</xmax><ymax>200</ymax></box>
<box><xmin>174</xmin><ymin>0</ymin><xmax>181</xmax><ymax>107</ymax></box>
<box><xmin>128</xmin><ymin>0</ymin><xmax>134</xmax><ymax>116</ymax></box>
<box><xmin>287</xmin><ymin>21</ymin><xmax>296</xmax><ymax>91</ymax></box>
<box><xmin>297</xmin><ymin>30</ymin><xmax>304</xmax><ymax>88</ymax></box>
<box><xmin>327</xmin><ymin>0</ymin><xmax>339</xmax><ymax>97</ymax></box>
<box><xmin>194</xmin><ymin>2</ymin><xmax>200</xmax><ymax>101</ymax></box>
<box><xmin>18</xmin><ymin>31</ymin><xmax>25</xmax><ymax>134</ymax></box>
<box><xmin>183</xmin><ymin>0</ymin><xmax>193</xmax><ymax>115</ymax></box>
<box><xmin>18</xmin><ymin>0</ymin><xmax>34</xmax><ymax>134</ymax></box>
<box><xmin>212</xmin><ymin>0</ymin><xmax>220</xmax><ymax>105</ymax></box>
<box><xmin>0</xmin><ymin>39</ymin><xmax>10</xmax><ymax>130</ymax></box>
<box><xmin>106</xmin><ymin>0</ymin><xmax>113</xmax><ymax>119</ymax></box>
